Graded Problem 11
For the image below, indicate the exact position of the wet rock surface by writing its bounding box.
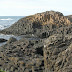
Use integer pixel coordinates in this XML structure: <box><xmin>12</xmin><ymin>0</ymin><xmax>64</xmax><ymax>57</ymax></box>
<box><xmin>0</xmin><ymin>38</ymin><xmax>7</xmax><ymax>43</ymax></box>
<box><xmin>0</xmin><ymin>11</ymin><xmax>72</xmax><ymax>72</ymax></box>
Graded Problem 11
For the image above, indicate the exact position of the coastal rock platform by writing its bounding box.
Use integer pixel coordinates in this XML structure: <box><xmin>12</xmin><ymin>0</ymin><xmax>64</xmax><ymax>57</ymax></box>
<box><xmin>0</xmin><ymin>11</ymin><xmax>72</xmax><ymax>72</ymax></box>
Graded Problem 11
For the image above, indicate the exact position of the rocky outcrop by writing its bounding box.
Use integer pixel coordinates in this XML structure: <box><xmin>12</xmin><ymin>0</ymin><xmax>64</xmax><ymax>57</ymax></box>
<box><xmin>0</xmin><ymin>11</ymin><xmax>72</xmax><ymax>72</ymax></box>
<box><xmin>55</xmin><ymin>43</ymin><xmax>72</xmax><ymax>72</ymax></box>
<box><xmin>0</xmin><ymin>38</ymin><xmax>44</xmax><ymax>72</ymax></box>
<box><xmin>0</xmin><ymin>33</ymin><xmax>72</xmax><ymax>72</ymax></box>
<box><xmin>66</xmin><ymin>15</ymin><xmax>72</xmax><ymax>22</ymax></box>
<box><xmin>0</xmin><ymin>11</ymin><xmax>72</xmax><ymax>38</ymax></box>
<box><xmin>0</xmin><ymin>38</ymin><xmax>7</xmax><ymax>43</ymax></box>
<box><xmin>43</xmin><ymin>34</ymin><xmax>72</xmax><ymax>72</ymax></box>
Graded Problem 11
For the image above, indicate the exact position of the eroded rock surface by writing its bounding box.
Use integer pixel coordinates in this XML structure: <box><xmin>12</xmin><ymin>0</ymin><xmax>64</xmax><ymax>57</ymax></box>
<box><xmin>0</xmin><ymin>38</ymin><xmax>44</xmax><ymax>72</ymax></box>
<box><xmin>0</xmin><ymin>11</ymin><xmax>72</xmax><ymax>72</ymax></box>
<box><xmin>0</xmin><ymin>11</ymin><xmax>72</xmax><ymax>38</ymax></box>
<box><xmin>44</xmin><ymin>34</ymin><xmax>72</xmax><ymax>72</ymax></box>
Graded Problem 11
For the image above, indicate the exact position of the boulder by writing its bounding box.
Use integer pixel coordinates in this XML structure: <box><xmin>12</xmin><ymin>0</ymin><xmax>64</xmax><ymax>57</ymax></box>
<box><xmin>0</xmin><ymin>38</ymin><xmax>7</xmax><ymax>43</ymax></box>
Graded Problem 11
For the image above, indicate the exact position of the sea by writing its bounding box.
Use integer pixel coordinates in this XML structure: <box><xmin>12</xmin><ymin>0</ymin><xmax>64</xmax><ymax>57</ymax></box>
<box><xmin>0</xmin><ymin>16</ymin><xmax>24</xmax><ymax>46</ymax></box>
<box><xmin>0</xmin><ymin>16</ymin><xmax>24</xmax><ymax>30</ymax></box>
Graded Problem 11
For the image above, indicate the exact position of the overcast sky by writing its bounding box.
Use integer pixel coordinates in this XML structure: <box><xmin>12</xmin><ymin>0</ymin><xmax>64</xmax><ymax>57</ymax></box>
<box><xmin>0</xmin><ymin>0</ymin><xmax>72</xmax><ymax>16</ymax></box>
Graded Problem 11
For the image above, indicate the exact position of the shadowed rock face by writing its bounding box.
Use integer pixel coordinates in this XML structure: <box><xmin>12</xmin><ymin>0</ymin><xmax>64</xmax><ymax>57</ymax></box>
<box><xmin>0</xmin><ymin>38</ymin><xmax>7</xmax><ymax>43</ymax></box>
<box><xmin>0</xmin><ymin>11</ymin><xmax>72</xmax><ymax>72</ymax></box>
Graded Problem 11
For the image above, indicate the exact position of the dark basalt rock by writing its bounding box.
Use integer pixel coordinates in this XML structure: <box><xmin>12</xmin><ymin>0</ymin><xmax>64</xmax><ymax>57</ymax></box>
<box><xmin>0</xmin><ymin>38</ymin><xmax>7</xmax><ymax>43</ymax></box>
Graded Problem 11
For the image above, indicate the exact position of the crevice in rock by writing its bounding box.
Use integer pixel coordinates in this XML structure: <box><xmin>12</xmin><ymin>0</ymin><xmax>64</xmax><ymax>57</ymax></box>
<box><xmin>36</xmin><ymin>47</ymin><xmax>43</xmax><ymax>56</ymax></box>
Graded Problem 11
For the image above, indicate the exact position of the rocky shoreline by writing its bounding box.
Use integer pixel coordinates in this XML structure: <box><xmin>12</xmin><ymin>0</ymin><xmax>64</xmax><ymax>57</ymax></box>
<box><xmin>0</xmin><ymin>11</ymin><xmax>72</xmax><ymax>72</ymax></box>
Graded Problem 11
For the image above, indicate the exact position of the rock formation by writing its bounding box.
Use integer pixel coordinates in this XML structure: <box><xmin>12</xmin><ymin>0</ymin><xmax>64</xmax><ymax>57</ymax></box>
<box><xmin>0</xmin><ymin>11</ymin><xmax>72</xmax><ymax>72</ymax></box>
<box><xmin>0</xmin><ymin>11</ymin><xmax>72</xmax><ymax>38</ymax></box>
<box><xmin>43</xmin><ymin>34</ymin><xmax>72</xmax><ymax>72</ymax></box>
<box><xmin>0</xmin><ymin>38</ymin><xmax>7</xmax><ymax>43</ymax></box>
